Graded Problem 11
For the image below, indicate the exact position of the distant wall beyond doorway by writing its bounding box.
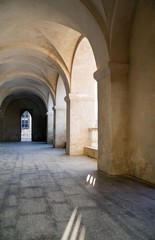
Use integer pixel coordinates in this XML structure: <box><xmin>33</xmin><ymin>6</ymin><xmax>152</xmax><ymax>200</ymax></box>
<box><xmin>21</xmin><ymin>110</ymin><xmax>32</xmax><ymax>142</ymax></box>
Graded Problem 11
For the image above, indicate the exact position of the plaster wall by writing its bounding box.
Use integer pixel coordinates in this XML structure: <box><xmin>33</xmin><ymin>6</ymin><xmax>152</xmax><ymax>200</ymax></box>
<box><xmin>129</xmin><ymin>0</ymin><xmax>155</xmax><ymax>183</ymax></box>
<box><xmin>71</xmin><ymin>38</ymin><xmax>97</xmax><ymax>97</ymax></box>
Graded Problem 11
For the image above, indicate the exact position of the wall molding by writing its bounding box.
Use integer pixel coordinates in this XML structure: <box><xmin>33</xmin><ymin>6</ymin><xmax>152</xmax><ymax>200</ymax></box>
<box><xmin>94</xmin><ymin>65</ymin><xmax>110</xmax><ymax>81</ymax></box>
<box><xmin>109</xmin><ymin>62</ymin><xmax>129</xmax><ymax>74</ymax></box>
<box><xmin>64</xmin><ymin>94</ymin><xmax>95</xmax><ymax>102</ymax></box>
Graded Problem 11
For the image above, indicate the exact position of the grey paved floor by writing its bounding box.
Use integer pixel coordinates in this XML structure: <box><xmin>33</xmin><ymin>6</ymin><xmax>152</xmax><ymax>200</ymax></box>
<box><xmin>0</xmin><ymin>142</ymin><xmax>155</xmax><ymax>240</ymax></box>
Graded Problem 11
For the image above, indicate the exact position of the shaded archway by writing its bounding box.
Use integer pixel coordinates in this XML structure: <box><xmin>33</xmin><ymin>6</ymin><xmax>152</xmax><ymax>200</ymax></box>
<box><xmin>1</xmin><ymin>93</ymin><xmax>47</xmax><ymax>142</ymax></box>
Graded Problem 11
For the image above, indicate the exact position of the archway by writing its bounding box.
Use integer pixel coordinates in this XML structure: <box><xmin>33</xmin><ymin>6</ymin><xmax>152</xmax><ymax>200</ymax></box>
<box><xmin>1</xmin><ymin>94</ymin><xmax>47</xmax><ymax>142</ymax></box>
<box><xmin>66</xmin><ymin>37</ymin><xmax>97</xmax><ymax>155</ymax></box>
<box><xmin>21</xmin><ymin>110</ymin><xmax>32</xmax><ymax>142</ymax></box>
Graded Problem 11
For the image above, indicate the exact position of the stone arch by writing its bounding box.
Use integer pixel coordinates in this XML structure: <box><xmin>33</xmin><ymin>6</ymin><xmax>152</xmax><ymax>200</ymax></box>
<box><xmin>66</xmin><ymin>37</ymin><xmax>97</xmax><ymax>155</ymax></box>
<box><xmin>0</xmin><ymin>0</ymin><xmax>113</xmax><ymax>173</ymax></box>
<box><xmin>0</xmin><ymin>78</ymin><xmax>52</xmax><ymax>108</ymax></box>
<box><xmin>1</xmin><ymin>94</ymin><xmax>47</xmax><ymax>142</ymax></box>
<box><xmin>0</xmin><ymin>45</ymin><xmax>70</xmax><ymax>95</ymax></box>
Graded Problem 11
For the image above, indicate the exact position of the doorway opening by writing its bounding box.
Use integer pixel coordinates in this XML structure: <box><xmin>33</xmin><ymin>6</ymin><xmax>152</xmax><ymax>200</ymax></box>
<box><xmin>21</xmin><ymin>111</ymin><xmax>32</xmax><ymax>142</ymax></box>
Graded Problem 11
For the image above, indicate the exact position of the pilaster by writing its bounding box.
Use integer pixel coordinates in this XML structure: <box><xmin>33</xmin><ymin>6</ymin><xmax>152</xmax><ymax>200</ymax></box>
<box><xmin>94</xmin><ymin>65</ymin><xmax>112</xmax><ymax>173</ymax></box>
<box><xmin>46</xmin><ymin>111</ymin><xmax>54</xmax><ymax>144</ymax></box>
<box><xmin>94</xmin><ymin>62</ymin><xmax>130</xmax><ymax>175</ymax></box>
<box><xmin>54</xmin><ymin>105</ymin><xmax>66</xmax><ymax>148</ymax></box>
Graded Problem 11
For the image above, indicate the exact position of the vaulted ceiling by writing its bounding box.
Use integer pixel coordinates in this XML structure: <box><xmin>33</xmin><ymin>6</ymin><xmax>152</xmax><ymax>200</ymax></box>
<box><xmin>0</xmin><ymin>0</ymin><xmax>137</xmax><ymax>107</ymax></box>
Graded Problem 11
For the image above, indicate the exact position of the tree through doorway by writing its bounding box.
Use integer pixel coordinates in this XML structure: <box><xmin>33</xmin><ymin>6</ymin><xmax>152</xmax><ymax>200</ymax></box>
<box><xmin>21</xmin><ymin>111</ymin><xmax>32</xmax><ymax>142</ymax></box>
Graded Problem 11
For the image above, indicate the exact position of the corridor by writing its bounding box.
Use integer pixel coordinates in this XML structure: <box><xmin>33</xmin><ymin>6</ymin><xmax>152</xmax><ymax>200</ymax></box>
<box><xmin>0</xmin><ymin>142</ymin><xmax>155</xmax><ymax>240</ymax></box>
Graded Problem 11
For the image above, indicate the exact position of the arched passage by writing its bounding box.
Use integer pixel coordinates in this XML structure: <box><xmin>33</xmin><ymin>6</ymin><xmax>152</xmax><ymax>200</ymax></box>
<box><xmin>1</xmin><ymin>94</ymin><xmax>47</xmax><ymax>142</ymax></box>
<box><xmin>66</xmin><ymin>37</ymin><xmax>97</xmax><ymax>155</ymax></box>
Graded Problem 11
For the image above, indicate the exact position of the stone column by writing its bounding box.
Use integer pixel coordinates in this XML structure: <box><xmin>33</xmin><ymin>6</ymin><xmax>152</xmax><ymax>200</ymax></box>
<box><xmin>65</xmin><ymin>93</ymin><xmax>96</xmax><ymax>155</ymax></box>
<box><xmin>110</xmin><ymin>62</ymin><xmax>129</xmax><ymax>174</ymax></box>
<box><xmin>0</xmin><ymin>108</ymin><xmax>4</xmax><ymax>141</ymax></box>
<box><xmin>54</xmin><ymin>105</ymin><xmax>66</xmax><ymax>148</ymax></box>
<box><xmin>94</xmin><ymin>66</ymin><xmax>112</xmax><ymax>173</ymax></box>
<box><xmin>65</xmin><ymin>97</ymin><xmax>70</xmax><ymax>155</ymax></box>
<box><xmin>94</xmin><ymin>62</ymin><xmax>129</xmax><ymax>175</ymax></box>
<box><xmin>46</xmin><ymin>111</ymin><xmax>54</xmax><ymax>144</ymax></box>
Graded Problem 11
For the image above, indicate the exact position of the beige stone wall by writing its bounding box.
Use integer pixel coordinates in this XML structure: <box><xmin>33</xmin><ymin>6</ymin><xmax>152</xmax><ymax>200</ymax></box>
<box><xmin>129</xmin><ymin>0</ymin><xmax>155</xmax><ymax>183</ymax></box>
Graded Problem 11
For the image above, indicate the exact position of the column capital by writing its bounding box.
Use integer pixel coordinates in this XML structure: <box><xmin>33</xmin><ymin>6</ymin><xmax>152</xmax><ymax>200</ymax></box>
<box><xmin>94</xmin><ymin>65</ymin><xmax>110</xmax><ymax>82</ymax></box>
<box><xmin>54</xmin><ymin>106</ymin><xmax>66</xmax><ymax>111</ymax></box>
<box><xmin>64</xmin><ymin>95</ymin><xmax>70</xmax><ymax>103</ymax></box>
<box><xmin>52</xmin><ymin>106</ymin><xmax>56</xmax><ymax>111</ymax></box>
<box><xmin>65</xmin><ymin>94</ymin><xmax>94</xmax><ymax>102</ymax></box>
<box><xmin>108</xmin><ymin>62</ymin><xmax>129</xmax><ymax>74</ymax></box>
<box><xmin>94</xmin><ymin>62</ymin><xmax>130</xmax><ymax>82</ymax></box>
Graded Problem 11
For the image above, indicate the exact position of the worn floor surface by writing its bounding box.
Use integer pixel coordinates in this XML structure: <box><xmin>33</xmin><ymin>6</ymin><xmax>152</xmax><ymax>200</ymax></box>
<box><xmin>0</xmin><ymin>142</ymin><xmax>155</xmax><ymax>240</ymax></box>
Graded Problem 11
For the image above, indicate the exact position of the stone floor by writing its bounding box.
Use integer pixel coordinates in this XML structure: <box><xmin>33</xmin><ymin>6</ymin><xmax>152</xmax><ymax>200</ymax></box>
<box><xmin>0</xmin><ymin>142</ymin><xmax>155</xmax><ymax>240</ymax></box>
